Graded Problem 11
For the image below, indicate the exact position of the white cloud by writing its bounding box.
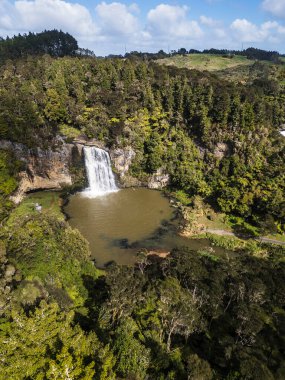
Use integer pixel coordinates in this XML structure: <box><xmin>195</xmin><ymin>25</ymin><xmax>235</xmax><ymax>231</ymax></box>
<box><xmin>0</xmin><ymin>1</ymin><xmax>15</xmax><ymax>29</ymax></box>
<box><xmin>200</xmin><ymin>15</ymin><xmax>219</xmax><ymax>27</ymax></box>
<box><xmin>96</xmin><ymin>2</ymin><xmax>140</xmax><ymax>37</ymax></box>
<box><xmin>0</xmin><ymin>0</ymin><xmax>98</xmax><ymax>36</ymax></box>
<box><xmin>0</xmin><ymin>1</ymin><xmax>11</xmax><ymax>28</ymax></box>
<box><xmin>129</xmin><ymin>3</ymin><xmax>140</xmax><ymax>14</ymax></box>
<box><xmin>277</xmin><ymin>24</ymin><xmax>285</xmax><ymax>33</ymax></box>
<box><xmin>147</xmin><ymin>4</ymin><xmax>189</xmax><ymax>26</ymax></box>
<box><xmin>147</xmin><ymin>4</ymin><xmax>203</xmax><ymax>39</ymax></box>
<box><xmin>199</xmin><ymin>16</ymin><xmax>226</xmax><ymax>41</ymax></box>
<box><xmin>231</xmin><ymin>19</ymin><xmax>259</xmax><ymax>42</ymax></box>
<box><xmin>230</xmin><ymin>18</ymin><xmax>283</xmax><ymax>43</ymax></box>
<box><xmin>262</xmin><ymin>0</ymin><xmax>285</xmax><ymax>18</ymax></box>
<box><xmin>213</xmin><ymin>28</ymin><xmax>227</xmax><ymax>38</ymax></box>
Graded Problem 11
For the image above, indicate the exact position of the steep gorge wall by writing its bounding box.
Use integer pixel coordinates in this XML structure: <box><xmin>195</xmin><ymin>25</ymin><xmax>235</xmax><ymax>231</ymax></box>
<box><xmin>110</xmin><ymin>147</ymin><xmax>170</xmax><ymax>189</ymax></box>
<box><xmin>0</xmin><ymin>139</ymin><xmax>77</xmax><ymax>203</ymax></box>
<box><xmin>0</xmin><ymin>139</ymin><xmax>170</xmax><ymax>203</ymax></box>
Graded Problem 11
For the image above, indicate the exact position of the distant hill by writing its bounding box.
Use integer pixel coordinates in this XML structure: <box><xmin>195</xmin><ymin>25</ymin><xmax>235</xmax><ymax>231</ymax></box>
<box><xmin>0</xmin><ymin>30</ymin><xmax>78</xmax><ymax>63</ymax></box>
<box><xmin>157</xmin><ymin>54</ymin><xmax>254</xmax><ymax>72</ymax></box>
<box><xmin>157</xmin><ymin>53</ymin><xmax>285</xmax><ymax>84</ymax></box>
<box><xmin>178</xmin><ymin>47</ymin><xmax>281</xmax><ymax>62</ymax></box>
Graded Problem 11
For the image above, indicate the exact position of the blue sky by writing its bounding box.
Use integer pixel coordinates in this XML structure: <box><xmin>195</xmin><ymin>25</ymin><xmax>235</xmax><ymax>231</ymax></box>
<box><xmin>1</xmin><ymin>0</ymin><xmax>285</xmax><ymax>55</ymax></box>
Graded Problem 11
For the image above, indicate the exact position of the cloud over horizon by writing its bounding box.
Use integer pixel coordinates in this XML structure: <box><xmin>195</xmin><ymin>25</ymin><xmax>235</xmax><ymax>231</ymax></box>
<box><xmin>231</xmin><ymin>18</ymin><xmax>285</xmax><ymax>43</ymax></box>
<box><xmin>147</xmin><ymin>4</ymin><xmax>203</xmax><ymax>40</ymax></box>
<box><xmin>0</xmin><ymin>0</ymin><xmax>285</xmax><ymax>55</ymax></box>
<box><xmin>262</xmin><ymin>0</ymin><xmax>285</xmax><ymax>19</ymax></box>
<box><xmin>0</xmin><ymin>0</ymin><xmax>99</xmax><ymax>37</ymax></box>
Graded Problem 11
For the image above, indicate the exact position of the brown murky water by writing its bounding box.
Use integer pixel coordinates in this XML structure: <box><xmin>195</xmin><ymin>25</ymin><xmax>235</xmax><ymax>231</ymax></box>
<box><xmin>65</xmin><ymin>188</ymin><xmax>225</xmax><ymax>267</ymax></box>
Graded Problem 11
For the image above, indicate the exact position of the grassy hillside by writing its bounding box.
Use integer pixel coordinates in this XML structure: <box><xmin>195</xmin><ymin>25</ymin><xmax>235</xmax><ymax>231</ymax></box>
<box><xmin>157</xmin><ymin>54</ymin><xmax>254</xmax><ymax>72</ymax></box>
<box><xmin>7</xmin><ymin>191</ymin><xmax>64</xmax><ymax>226</ymax></box>
<box><xmin>157</xmin><ymin>53</ymin><xmax>284</xmax><ymax>84</ymax></box>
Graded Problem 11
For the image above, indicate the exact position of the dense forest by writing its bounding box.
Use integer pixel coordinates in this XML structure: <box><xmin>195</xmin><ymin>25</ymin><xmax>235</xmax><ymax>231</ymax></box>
<box><xmin>0</xmin><ymin>30</ymin><xmax>285</xmax><ymax>379</ymax></box>
<box><xmin>0</xmin><ymin>30</ymin><xmax>78</xmax><ymax>63</ymax></box>
<box><xmin>0</xmin><ymin>51</ymin><xmax>284</xmax><ymax>231</ymax></box>
<box><xmin>1</xmin><ymin>212</ymin><xmax>285</xmax><ymax>379</ymax></box>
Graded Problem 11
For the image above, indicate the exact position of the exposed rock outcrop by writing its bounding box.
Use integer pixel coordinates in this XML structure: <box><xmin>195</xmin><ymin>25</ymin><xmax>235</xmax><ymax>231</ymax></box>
<box><xmin>213</xmin><ymin>142</ymin><xmax>229</xmax><ymax>159</ymax></box>
<box><xmin>148</xmin><ymin>168</ymin><xmax>170</xmax><ymax>190</ymax></box>
<box><xmin>147</xmin><ymin>250</ymin><xmax>170</xmax><ymax>258</ymax></box>
<box><xmin>1</xmin><ymin>137</ymin><xmax>170</xmax><ymax>202</ymax></box>
<box><xmin>110</xmin><ymin>148</ymin><xmax>170</xmax><ymax>189</ymax></box>
<box><xmin>110</xmin><ymin>146</ymin><xmax>136</xmax><ymax>178</ymax></box>
<box><xmin>0</xmin><ymin>139</ymin><xmax>75</xmax><ymax>203</ymax></box>
<box><xmin>110</xmin><ymin>146</ymin><xmax>143</xmax><ymax>187</ymax></box>
<box><xmin>73</xmin><ymin>137</ymin><xmax>107</xmax><ymax>150</ymax></box>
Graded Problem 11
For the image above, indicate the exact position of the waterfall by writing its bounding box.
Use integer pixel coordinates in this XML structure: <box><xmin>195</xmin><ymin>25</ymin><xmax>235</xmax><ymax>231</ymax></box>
<box><xmin>83</xmin><ymin>146</ymin><xmax>118</xmax><ymax>197</ymax></box>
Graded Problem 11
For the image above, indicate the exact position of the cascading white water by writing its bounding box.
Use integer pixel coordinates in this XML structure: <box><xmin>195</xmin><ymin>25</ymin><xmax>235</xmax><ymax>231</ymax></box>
<box><xmin>83</xmin><ymin>146</ymin><xmax>118</xmax><ymax>197</ymax></box>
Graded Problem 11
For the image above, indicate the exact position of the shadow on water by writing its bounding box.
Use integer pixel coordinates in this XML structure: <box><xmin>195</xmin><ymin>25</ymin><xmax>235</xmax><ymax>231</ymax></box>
<box><xmin>65</xmin><ymin>188</ymin><xmax>230</xmax><ymax>267</ymax></box>
<box><xmin>110</xmin><ymin>218</ymin><xmax>176</xmax><ymax>251</ymax></box>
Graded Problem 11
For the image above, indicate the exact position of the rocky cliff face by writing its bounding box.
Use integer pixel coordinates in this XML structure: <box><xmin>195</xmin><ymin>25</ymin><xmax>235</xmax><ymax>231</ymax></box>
<box><xmin>1</xmin><ymin>139</ymin><xmax>170</xmax><ymax>203</ymax></box>
<box><xmin>110</xmin><ymin>147</ymin><xmax>170</xmax><ymax>189</ymax></box>
<box><xmin>148</xmin><ymin>168</ymin><xmax>170</xmax><ymax>190</ymax></box>
<box><xmin>110</xmin><ymin>146</ymin><xmax>141</xmax><ymax>187</ymax></box>
<box><xmin>110</xmin><ymin>146</ymin><xmax>136</xmax><ymax>178</ymax></box>
<box><xmin>0</xmin><ymin>139</ymin><xmax>77</xmax><ymax>203</ymax></box>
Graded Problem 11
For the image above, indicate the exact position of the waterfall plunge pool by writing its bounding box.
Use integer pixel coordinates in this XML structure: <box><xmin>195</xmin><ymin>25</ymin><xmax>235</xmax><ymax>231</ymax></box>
<box><xmin>65</xmin><ymin>188</ymin><xmax>227</xmax><ymax>267</ymax></box>
<box><xmin>66</xmin><ymin>188</ymin><xmax>174</xmax><ymax>266</ymax></box>
<box><xmin>64</xmin><ymin>146</ymin><xmax>228</xmax><ymax>267</ymax></box>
